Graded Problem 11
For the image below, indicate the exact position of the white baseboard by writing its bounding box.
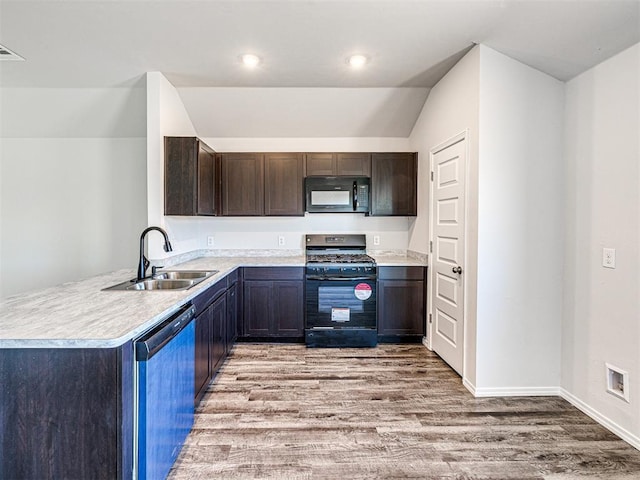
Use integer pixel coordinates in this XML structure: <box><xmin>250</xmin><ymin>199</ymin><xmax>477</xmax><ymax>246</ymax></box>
<box><xmin>471</xmin><ymin>385</ymin><xmax>561</xmax><ymax>397</ymax></box>
<box><xmin>460</xmin><ymin>383</ymin><xmax>639</xmax><ymax>451</ymax></box>
<box><xmin>560</xmin><ymin>388</ymin><xmax>640</xmax><ymax>451</ymax></box>
<box><xmin>462</xmin><ymin>377</ymin><xmax>476</xmax><ymax>395</ymax></box>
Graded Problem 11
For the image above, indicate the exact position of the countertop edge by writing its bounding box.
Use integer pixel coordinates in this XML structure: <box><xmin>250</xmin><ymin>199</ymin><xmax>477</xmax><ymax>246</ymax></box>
<box><xmin>1</xmin><ymin>253</ymin><xmax>427</xmax><ymax>348</ymax></box>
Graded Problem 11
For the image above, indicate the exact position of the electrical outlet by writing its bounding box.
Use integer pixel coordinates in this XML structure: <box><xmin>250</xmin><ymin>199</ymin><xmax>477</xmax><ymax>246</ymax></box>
<box><xmin>602</xmin><ymin>247</ymin><xmax>616</xmax><ymax>269</ymax></box>
<box><xmin>373</xmin><ymin>235</ymin><xmax>380</xmax><ymax>246</ymax></box>
<box><xmin>278</xmin><ymin>235</ymin><xmax>285</xmax><ymax>246</ymax></box>
<box><xmin>207</xmin><ymin>236</ymin><xmax>215</xmax><ymax>247</ymax></box>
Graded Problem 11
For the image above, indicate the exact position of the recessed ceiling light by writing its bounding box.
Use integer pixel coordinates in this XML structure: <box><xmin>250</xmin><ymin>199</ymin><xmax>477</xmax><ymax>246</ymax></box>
<box><xmin>241</xmin><ymin>54</ymin><xmax>260</xmax><ymax>67</ymax></box>
<box><xmin>348</xmin><ymin>54</ymin><xmax>368</xmax><ymax>68</ymax></box>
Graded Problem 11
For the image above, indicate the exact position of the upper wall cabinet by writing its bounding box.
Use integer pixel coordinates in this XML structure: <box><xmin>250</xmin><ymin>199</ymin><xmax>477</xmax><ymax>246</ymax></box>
<box><xmin>371</xmin><ymin>152</ymin><xmax>418</xmax><ymax>216</ymax></box>
<box><xmin>165</xmin><ymin>137</ymin><xmax>219</xmax><ymax>216</ymax></box>
<box><xmin>220</xmin><ymin>153</ymin><xmax>265</xmax><ymax>216</ymax></box>
<box><xmin>264</xmin><ymin>153</ymin><xmax>305</xmax><ymax>216</ymax></box>
<box><xmin>305</xmin><ymin>153</ymin><xmax>371</xmax><ymax>176</ymax></box>
<box><xmin>219</xmin><ymin>152</ymin><xmax>305</xmax><ymax>216</ymax></box>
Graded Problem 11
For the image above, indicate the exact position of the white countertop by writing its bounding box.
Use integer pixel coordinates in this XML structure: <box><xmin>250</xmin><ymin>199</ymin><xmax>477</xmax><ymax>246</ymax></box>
<box><xmin>0</xmin><ymin>252</ymin><xmax>426</xmax><ymax>348</ymax></box>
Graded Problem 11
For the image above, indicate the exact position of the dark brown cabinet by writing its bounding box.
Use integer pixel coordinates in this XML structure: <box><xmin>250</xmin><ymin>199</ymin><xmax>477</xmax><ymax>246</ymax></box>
<box><xmin>165</xmin><ymin>136</ymin><xmax>219</xmax><ymax>216</ymax></box>
<box><xmin>0</xmin><ymin>345</ymin><xmax>135</xmax><ymax>479</ymax></box>
<box><xmin>220</xmin><ymin>152</ymin><xmax>264</xmax><ymax>216</ymax></box>
<box><xmin>371</xmin><ymin>152</ymin><xmax>418</xmax><ymax>216</ymax></box>
<box><xmin>264</xmin><ymin>153</ymin><xmax>304</xmax><ymax>216</ymax></box>
<box><xmin>193</xmin><ymin>271</ymin><xmax>238</xmax><ymax>404</ymax></box>
<box><xmin>210</xmin><ymin>294</ymin><xmax>227</xmax><ymax>372</ymax></box>
<box><xmin>226</xmin><ymin>282</ymin><xmax>238</xmax><ymax>353</ymax></box>
<box><xmin>377</xmin><ymin>266</ymin><xmax>426</xmax><ymax>342</ymax></box>
<box><xmin>305</xmin><ymin>152</ymin><xmax>371</xmax><ymax>176</ymax></box>
<box><xmin>242</xmin><ymin>267</ymin><xmax>304</xmax><ymax>340</ymax></box>
<box><xmin>194</xmin><ymin>306</ymin><xmax>212</xmax><ymax>403</ymax></box>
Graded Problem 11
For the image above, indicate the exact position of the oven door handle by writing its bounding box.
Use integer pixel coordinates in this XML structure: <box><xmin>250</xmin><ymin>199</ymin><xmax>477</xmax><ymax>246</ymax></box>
<box><xmin>306</xmin><ymin>276</ymin><xmax>377</xmax><ymax>281</ymax></box>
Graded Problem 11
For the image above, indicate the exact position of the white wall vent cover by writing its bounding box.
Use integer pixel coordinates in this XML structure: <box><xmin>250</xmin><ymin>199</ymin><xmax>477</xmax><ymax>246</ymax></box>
<box><xmin>0</xmin><ymin>44</ymin><xmax>25</xmax><ymax>61</ymax></box>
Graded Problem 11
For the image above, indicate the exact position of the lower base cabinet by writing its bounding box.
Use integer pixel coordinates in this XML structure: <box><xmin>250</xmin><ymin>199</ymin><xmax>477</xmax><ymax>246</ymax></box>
<box><xmin>0</xmin><ymin>345</ymin><xmax>134</xmax><ymax>479</ymax></box>
<box><xmin>225</xmin><ymin>282</ymin><xmax>238</xmax><ymax>353</ymax></box>
<box><xmin>194</xmin><ymin>270</ymin><xmax>239</xmax><ymax>405</ymax></box>
<box><xmin>377</xmin><ymin>266</ymin><xmax>426</xmax><ymax>342</ymax></box>
<box><xmin>242</xmin><ymin>267</ymin><xmax>304</xmax><ymax>340</ymax></box>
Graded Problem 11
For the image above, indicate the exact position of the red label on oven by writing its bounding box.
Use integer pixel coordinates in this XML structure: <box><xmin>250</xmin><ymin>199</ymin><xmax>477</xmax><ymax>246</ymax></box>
<box><xmin>354</xmin><ymin>283</ymin><xmax>372</xmax><ymax>300</ymax></box>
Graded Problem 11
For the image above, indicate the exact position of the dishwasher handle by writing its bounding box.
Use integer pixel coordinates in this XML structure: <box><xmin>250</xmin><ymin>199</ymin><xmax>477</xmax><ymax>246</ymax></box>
<box><xmin>135</xmin><ymin>303</ymin><xmax>196</xmax><ymax>361</ymax></box>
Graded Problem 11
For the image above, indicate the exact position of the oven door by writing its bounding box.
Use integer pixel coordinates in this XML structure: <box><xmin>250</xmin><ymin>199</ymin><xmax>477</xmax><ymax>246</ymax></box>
<box><xmin>305</xmin><ymin>277</ymin><xmax>377</xmax><ymax>329</ymax></box>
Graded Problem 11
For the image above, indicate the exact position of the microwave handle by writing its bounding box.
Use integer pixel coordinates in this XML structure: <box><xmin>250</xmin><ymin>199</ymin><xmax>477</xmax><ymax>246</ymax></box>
<box><xmin>353</xmin><ymin>181</ymin><xmax>358</xmax><ymax>211</ymax></box>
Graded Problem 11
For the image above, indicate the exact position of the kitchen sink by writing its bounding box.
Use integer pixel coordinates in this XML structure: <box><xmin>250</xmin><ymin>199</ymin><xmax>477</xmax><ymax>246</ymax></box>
<box><xmin>128</xmin><ymin>279</ymin><xmax>194</xmax><ymax>290</ymax></box>
<box><xmin>152</xmin><ymin>270</ymin><xmax>216</xmax><ymax>280</ymax></box>
<box><xmin>103</xmin><ymin>270</ymin><xmax>218</xmax><ymax>291</ymax></box>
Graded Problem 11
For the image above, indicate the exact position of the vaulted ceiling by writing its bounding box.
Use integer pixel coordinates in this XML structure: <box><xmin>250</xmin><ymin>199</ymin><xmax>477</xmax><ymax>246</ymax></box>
<box><xmin>1</xmin><ymin>0</ymin><xmax>638</xmax><ymax>137</ymax></box>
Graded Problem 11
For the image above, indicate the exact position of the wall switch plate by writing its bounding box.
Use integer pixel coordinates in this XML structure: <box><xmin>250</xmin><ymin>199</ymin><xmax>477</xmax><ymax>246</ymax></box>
<box><xmin>602</xmin><ymin>247</ymin><xmax>616</xmax><ymax>268</ymax></box>
<box><xmin>373</xmin><ymin>235</ymin><xmax>380</xmax><ymax>246</ymax></box>
<box><xmin>278</xmin><ymin>235</ymin><xmax>285</xmax><ymax>246</ymax></box>
<box><xmin>207</xmin><ymin>236</ymin><xmax>215</xmax><ymax>247</ymax></box>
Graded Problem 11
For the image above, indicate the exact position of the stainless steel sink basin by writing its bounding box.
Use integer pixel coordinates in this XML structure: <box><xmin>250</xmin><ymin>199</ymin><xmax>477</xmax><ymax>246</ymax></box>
<box><xmin>103</xmin><ymin>270</ymin><xmax>218</xmax><ymax>291</ymax></box>
<box><xmin>152</xmin><ymin>270</ymin><xmax>216</xmax><ymax>280</ymax></box>
<box><xmin>128</xmin><ymin>279</ymin><xmax>194</xmax><ymax>290</ymax></box>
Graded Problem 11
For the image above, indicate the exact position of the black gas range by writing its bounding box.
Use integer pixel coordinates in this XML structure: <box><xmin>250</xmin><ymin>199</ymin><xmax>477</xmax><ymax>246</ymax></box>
<box><xmin>304</xmin><ymin>234</ymin><xmax>378</xmax><ymax>347</ymax></box>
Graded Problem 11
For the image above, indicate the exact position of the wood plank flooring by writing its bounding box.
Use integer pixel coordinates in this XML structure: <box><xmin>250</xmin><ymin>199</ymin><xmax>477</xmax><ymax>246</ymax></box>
<box><xmin>168</xmin><ymin>344</ymin><xmax>640</xmax><ymax>479</ymax></box>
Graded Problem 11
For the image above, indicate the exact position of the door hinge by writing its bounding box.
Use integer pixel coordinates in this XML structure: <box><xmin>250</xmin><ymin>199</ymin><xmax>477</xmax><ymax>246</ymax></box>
<box><xmin>429</xmin><ymin>313</ymin><xmax>433</xmax><ymax>324</ymax></box>
<box><xmin>429</xmin><ymin>241</ymin><xmax>433</xmax><ymax>253</ymax></box>
<box><xmin>430</xmin><ymin>171</ymin><xmax>434</xmax><ymax>181</ymax></box>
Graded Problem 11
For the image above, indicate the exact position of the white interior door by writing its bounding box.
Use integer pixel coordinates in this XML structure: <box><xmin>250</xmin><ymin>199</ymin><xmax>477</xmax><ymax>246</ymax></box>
<box><xmin>429</xmin><ymin>135</ymin><xmax>466</xmax><ymax>375</ymax></box>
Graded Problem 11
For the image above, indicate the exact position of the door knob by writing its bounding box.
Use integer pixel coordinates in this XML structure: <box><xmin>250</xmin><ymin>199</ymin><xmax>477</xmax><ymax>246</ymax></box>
<box><xmin>452</xmin><ymin>266</ymin><xmax>463</xmax><ymax>274</ymax></box>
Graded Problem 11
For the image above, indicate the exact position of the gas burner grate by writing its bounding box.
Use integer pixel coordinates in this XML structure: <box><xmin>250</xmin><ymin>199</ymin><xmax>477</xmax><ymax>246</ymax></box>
<box><xmin>306</xmin><ymin>253</ymin><xmax>376</xmax><ymax>265</ymax></box>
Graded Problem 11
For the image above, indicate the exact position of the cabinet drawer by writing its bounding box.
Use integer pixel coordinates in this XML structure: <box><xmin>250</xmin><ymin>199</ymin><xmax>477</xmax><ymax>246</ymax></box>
<box><xmin>378</xmin><ymin>266</ymin><xmax>425</xmax><ymax>280</ymax></box>
<box><xmin>242</xmin><ymin>267</ymin><xmax>304</xmax><ymax>281</ymax></box>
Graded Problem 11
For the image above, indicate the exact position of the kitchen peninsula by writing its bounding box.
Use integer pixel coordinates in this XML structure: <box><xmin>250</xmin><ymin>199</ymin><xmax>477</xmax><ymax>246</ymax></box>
<box><xmin>0</xmin><ymin>251</ymin><xmax>425</xmax><ymax>479</ymax></box>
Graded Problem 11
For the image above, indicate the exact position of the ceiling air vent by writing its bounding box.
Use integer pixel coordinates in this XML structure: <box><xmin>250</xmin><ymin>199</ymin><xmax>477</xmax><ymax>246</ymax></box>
<box><xmin>0</xmin><ymin>44</ymin><xmax>25</xmax><ymax>61</ymax></box>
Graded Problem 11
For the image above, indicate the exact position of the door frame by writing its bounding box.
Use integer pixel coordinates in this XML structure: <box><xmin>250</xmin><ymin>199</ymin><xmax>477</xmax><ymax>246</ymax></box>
<box><xmin>426</xmin><ymin>130</ymin><xmax>470</xmax><ymax>377</ymax></box>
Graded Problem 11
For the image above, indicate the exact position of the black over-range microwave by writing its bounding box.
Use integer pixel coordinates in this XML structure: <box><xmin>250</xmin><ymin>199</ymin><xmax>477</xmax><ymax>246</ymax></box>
<box><xmin>305</xmin><ymin>176</ymin><xmax>370</xmax><ymax>213</ymax></box>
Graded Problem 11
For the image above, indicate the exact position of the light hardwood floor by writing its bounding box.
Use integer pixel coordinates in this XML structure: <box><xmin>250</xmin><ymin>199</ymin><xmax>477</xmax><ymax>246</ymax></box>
<box><xmin>168</xmin><ymin>344</ymin><xmax>640</xmax><ymax>479</ymax></box>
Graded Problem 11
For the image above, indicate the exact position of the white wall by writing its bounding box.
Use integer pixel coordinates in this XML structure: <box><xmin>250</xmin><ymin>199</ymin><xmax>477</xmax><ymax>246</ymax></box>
<box><xmin>408</xmin><ymin>45</ymin><xmax>564</xmax><ymax>395</ymax></box>
<box><xmin>408</xmin><ymin>45</ymin><xmax>481</xmax><ymax>386</ymax></box>
<box><xmin>0</xmin><ymin>87</ymin><xmax>147</xmax><ymax>299</ymax></box>
<box><xmin>178</xmin><ymin>87</ymin><xmax>430</xmax><ymax>137</ymax></box>
<box><xmin>562</xmin><ymin>43</ymin><xmax>640</xmax><ymax>446</ymax></box>
<box><xmin>145</xmin><ymin>72</ymin><xmax>198</xmax><ymax>259</ymax></box>
<box><xmin>475</xmin><ymin>46</ymin><xmax>564</xmax><ymax>393</ymax></box>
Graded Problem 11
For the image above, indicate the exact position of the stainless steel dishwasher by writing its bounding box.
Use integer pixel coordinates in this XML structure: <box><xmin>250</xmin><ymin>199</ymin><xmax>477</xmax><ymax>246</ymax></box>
<box><xmin>134</xmin><ymin>303</ymin><xmax>196</xmax><ymax>480</ymax></box>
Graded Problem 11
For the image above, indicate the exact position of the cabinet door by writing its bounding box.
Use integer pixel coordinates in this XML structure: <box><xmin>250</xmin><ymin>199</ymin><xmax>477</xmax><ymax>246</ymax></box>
<box><xmin>165</xmin><ymin>136</ymin><xmax>218</xmax><ymax>216</ymax></box>
<box><xmin>336</xmin><ymin>153</ymin><xmax>371</xmax><ymax>176</ymax></box>
<box><xmin>273</xmin><ymin>281</ymin><xmax>304</xmax><ymax>336</ymax></box>
<box><xmin>211</xmin><ymin>294</ymin><xmax>227</xmax><ymax>373</ymax></box>
<box><xmin>197</xmin><ymin>145</ymin><xmax>218</xmax><ymax>215</ymax></box>
<box><xmin>225</xmin><ymin>283</ymin><xmax>238</xmax><ymax>353</ymax></box>
<box><xmin>165</xmin><ymin>137</ymin><xmax>197</xmax><ymax>215</ymax></box>
<box><xmin>264</xmin><ymin>153</ymin><xmax>304</xmax><ymax>216</ymax></box>
<box><xmin>243</xmin><ymin>280</ymin><xmax>272</xmax><ymax>336</ymax></box>
<box><xmin>378</xmin><ymin>280</ymin><xmax>425</xmax><ymax>336</ymax></box>
<box><xmin>371</xmin><ymin>153</ymin><xmax>417</xmax><ymax>216</ymax></box>
<box><xmin>194</xmin><ymin>307</ymin><xmax>212</xmax><ymax>403</ymax></box>
<box><xmin>221</xmin><ymin>153</ymin><xmax>264</xmax><ymax>216</ymax></box>
<box><xmin>305</xmin><ymin>153</ymin><xmax>336</xmax><ymax>176</ymax></box>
